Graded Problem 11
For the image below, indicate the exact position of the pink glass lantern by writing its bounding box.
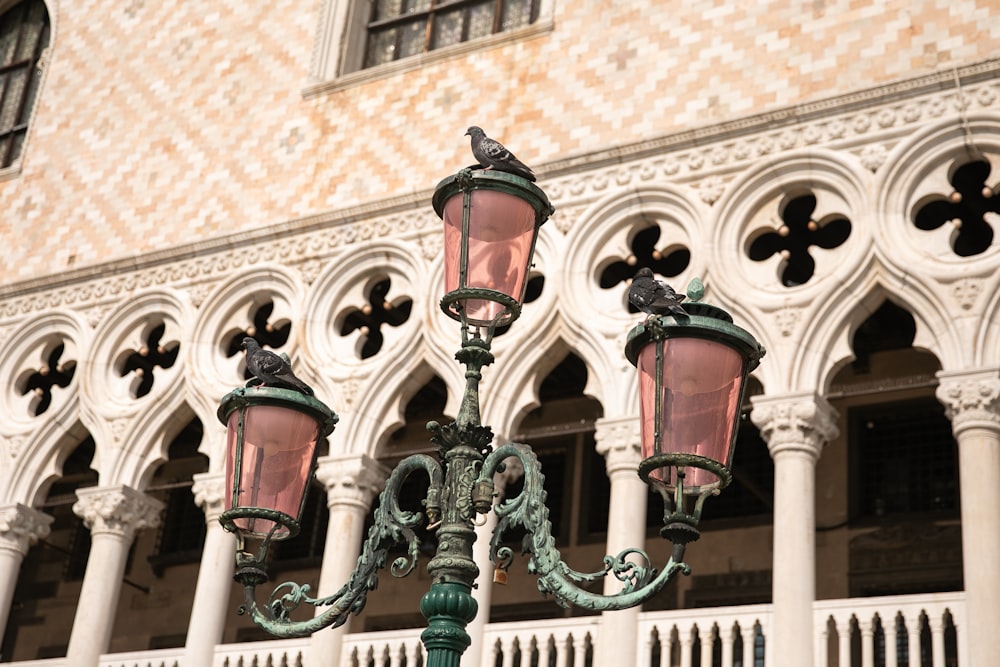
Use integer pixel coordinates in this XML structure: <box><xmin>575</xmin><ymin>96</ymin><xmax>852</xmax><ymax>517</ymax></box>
<box><xmin>626</xmin><ymin>279</ymin><xmax>764</xmax><ymax>498</ymax></box>
<box><xmin>219</xmin><ymin>386</ymin><xmax>337</xmax><ymax>540</ymax></box>
<box><xmin>434</xmin><ymin>169</ymin><xmax>553</xmax><ymax>328</ymax></box>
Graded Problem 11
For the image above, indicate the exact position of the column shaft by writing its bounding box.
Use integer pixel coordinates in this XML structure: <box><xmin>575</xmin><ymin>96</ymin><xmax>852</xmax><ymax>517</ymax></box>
<box><xmin>184</xmin><ymin>473</ymin><xmax>233</xmax><ymax>667</ymax></box>
<box><xmin>936</xmin><ymin>369</ymin><xmax>1000</xmax><ymax>666</ymax></box>
<box><xmin>66</xmin><ymin>486</ymin><xmax>163</xmax><ymax>666</ymax></box>
<box><xmin>751</xmin><ymin>394</ymin><xmax>838</xmax><ymax>667</ymax></box>
<box><xmin>310</xmin><ymin>454</ymin><xmax>387</xmax><ymax>667</ymax></box>
<box><xmin>592</xmin><ymin>417</ymin><xmax>647</xmax><ymax>667</ymax></box>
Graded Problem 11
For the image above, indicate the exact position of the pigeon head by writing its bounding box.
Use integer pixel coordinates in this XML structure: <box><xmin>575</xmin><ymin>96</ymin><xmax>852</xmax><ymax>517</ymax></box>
<box><xmin>465</xmin><ymin>126</ymin><xmax>484</xmax><ymax>138</ymax></box>
<box><xmin>635</xmin><ymin>267</ymin><xmax>655</xmax><ymax>279</ymax></box>
<box><xmin>240</xmin><ymin>336</ymin><xmax>258</xmax><ymax>351</ymax></box>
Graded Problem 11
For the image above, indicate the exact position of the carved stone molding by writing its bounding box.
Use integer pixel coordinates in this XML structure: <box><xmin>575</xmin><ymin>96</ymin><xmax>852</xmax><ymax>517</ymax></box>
<box><xmin>2</xmin><ymin>63</ymin><xmax>997</xmax><ymax>322</ymax></box>
<box><xmin>750</xmin><ymin>393</ymin><xmax>839</xmax><ymax>460</ymax></box>
<box><xmin>594</xmin><ymin>415</ymin><xmax>642</xmax><ymax>475</ymax></box>
<box><xmin>0</xmin><ymin>503</ymin><xmax>53</xmax><ymax>557</ymax></box>
<box><xmin>72</xmin><ymin>485</ymin><xmax>164</xmax><ymax>540</ymax></box>
<box><xmin>936</xmin><ymin>368</ymin><xmax>1000</xmax><ymax>435</ymax></box>
<box><xmin>314</xmin><ymin>454</ymin><xmax>390</xmax><ymax>510</ymax></box>
<box><xmin>191</xmin><ymin>472</ymin><xmax>227</xmax><ymax>523</ymax></box>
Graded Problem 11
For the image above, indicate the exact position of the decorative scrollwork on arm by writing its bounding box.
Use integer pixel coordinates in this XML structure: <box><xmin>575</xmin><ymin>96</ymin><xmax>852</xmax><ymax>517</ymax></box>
<box><xmin>238</xmin><ymin>453</ymin><xmax>443</xmax><ymax>637</ymax></box>
<box><xmin>478</xmin><ymin>443</ymin><xmax>690</xmax><ymax>611</ymax></box>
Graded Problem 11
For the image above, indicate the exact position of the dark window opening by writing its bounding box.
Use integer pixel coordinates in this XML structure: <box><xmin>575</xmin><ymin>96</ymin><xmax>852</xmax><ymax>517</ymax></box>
<box><xmin>364</xmin><ymin>0</ymin><xmax>539</xmax><ymax>69</ymax></box>
<box><xmin>913</xmin><ymin>159</ymin><xmax>997</xmax><ymax>257</ymax></box>
<box><xmin>747</xmin><ymin>193</ymin><xmax>851</xmax><ymax>287</ymax></box>
<box><xmin>20</xmin><ymin>341</ymin><xmax>76</xmax><ymax>417</ymax></box>
<box><xmin>600</xmin><ymin>225</ymin><xmax>690</xmax><ymax>302</ymax></box>
<box><xmin>3</xmin><ymin>436</ymin><xmax>97</xmax><ymax>661</ymax></box>
<box><xmin>118</xmin><ymin>322</ymin><xmax>180</xmax><ymax>398</ymax></box>
<box><xmin>850</xmin><ymin>300</ymin><xmax>916</xmax><ymax>373</ymax></box>
<box><xmin>339</xmin><ymin>277</ymin><xmax>413</xmax><ymax>359</ymax></box>
<box><xmin>147</xmin><ymin>418</ymin><xmax>209</xmax><ymax>575</ymax></box>
<box><xmin>850</xmin><ymin>398</ymin><xmax>958</xmax><ymax>519</ymax></box>
<box><xmin>0</xmin><ymin>0</ymin><xmax>50</xmax><ymax>168</ymax></box>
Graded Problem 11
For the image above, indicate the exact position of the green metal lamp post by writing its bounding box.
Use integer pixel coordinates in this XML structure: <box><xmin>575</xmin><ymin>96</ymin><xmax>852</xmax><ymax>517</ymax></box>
<box><xmin>218</xmin><ymin>168</ymin><xmax>764</xmax><ymax>667</ymax></box>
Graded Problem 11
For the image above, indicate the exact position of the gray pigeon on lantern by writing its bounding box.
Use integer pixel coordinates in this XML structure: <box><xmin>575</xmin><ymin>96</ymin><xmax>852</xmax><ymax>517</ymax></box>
<box><xmin>241</xmin><ymin>337</ymin><xmax>314</xmax><ymax>395</ymax></box>
<box><xmin>627</xmin><ymin>268</ymin><xmax>688</xmax><ymax>318</ymax></box>
<box><xmin>466</xmin><ymin>126</ymin><xmax>536</xmax><ymax>182</ymax></box>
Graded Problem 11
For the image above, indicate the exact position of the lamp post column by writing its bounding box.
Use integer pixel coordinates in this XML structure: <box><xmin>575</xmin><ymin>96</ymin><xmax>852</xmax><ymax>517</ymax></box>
<box><xmin>936</xmin><ymin>368</ymin><xmax>1000</xmax><ymax>665</ymax></box>
<box><xmin>183</xmin><ymin>473</ymin><xmax>232</xmax><ymax>667</ymax></box>
<box><xmin>0</xmin><ymin>504</ymin><xmax>52</xmax><ymax>647</ymax></box>
<box><xmin>750</xmin><ymin>393</ymin><xmax>838</xmax><ymax>667</ymax></box>
<box><xmin>593</xmin><ymin>416</ymin><xmax>646</xmax><ymax>667</ymax></box>
<box><xmin>66</xmin><ymin>486</ymin><xmax>164</xmax><ymax>667</ymax></box>
<box><xmin>311</xmin><ymin>454</ymin><xmax>389</xmax><ymax>666</ymax></box>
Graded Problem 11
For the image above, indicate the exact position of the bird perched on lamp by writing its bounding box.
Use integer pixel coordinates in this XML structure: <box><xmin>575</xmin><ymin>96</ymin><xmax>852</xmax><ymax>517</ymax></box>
<box><xmin>466</xmin><ymin>126</ymin><xmax>536</xmax><ymax>182</ymax></box>
<box><xmin>240</xmin><ymin>337</ymin><xmax>314</xmax><ymax>395</ymax></box>
<box><xmin>627</xmin><ymin>268</ymin><xmax>688</xmax><ymax>318</ymax></box>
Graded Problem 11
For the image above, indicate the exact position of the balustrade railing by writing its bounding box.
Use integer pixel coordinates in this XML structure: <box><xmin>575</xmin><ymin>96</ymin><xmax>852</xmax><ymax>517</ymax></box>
<box><xmin>3</xmin><ymin>592</ymin><xmax>967</xmax><ymax>667</ymax></box>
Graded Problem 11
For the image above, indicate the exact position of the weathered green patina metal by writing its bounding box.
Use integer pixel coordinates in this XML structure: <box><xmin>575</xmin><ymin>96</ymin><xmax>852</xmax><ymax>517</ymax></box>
<box><xmin>225</xmin><ymin>335</ymin><xmax>704</xmax><ymax>663</ymax></box>
<box><xmin>222</xmin><ymin>178</ymin><xmax>763</xmax><ymax>667</ymax></box>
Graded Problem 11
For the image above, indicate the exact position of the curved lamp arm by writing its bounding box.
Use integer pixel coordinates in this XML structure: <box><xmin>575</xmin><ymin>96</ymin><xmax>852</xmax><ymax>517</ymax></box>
<box><xmin>236</xmin><ymin>453</ymin><xmax>444</xmax><ymax>638</ymax></box>
<box><xmin>477</xmin><ymin>443</ymin><xmax>690</xmax><ymax>611</ymax></box>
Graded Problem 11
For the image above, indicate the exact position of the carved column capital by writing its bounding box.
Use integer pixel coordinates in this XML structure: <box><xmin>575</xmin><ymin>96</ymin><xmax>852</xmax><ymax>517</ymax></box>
<box><xmin>936</xmin><ymin>368</ymin><xmax>1000</xmax><ymax>435</ymax></box>
<box><xmin>0</xmin><ymin>503</ymin><xmax>53</xmax><ymax>557</ymax></box>
<box><xmin>72</xmin><ymin>485</ymin><xmax>164</xmax><ymax>540</ymax></box>
<box><xmin>191</xmin><ymin>472</ymin><xmax>227</xmax><ymax>523</ymax></box>
<box><xmin>750</xmin><ymin>392</ymin><xmax>839</xmax><ymax>460</ymax></box>
<box><xmin>314</xmin><ymin>453</ymin><xmax>389</xmax><ymax>511</ymax></box>
<box><xmin>594</xmin><ymin>416</ymin><xmax>642</xmax><ymax>476</ymax></box>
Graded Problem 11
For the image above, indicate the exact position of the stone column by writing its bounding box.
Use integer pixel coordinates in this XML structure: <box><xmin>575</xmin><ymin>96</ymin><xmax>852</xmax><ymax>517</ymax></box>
<box><xmin>465</xmin><ymin>445</ymin><xmax>525</xmax><ymax>667</ymax></box>
<box><xmin>592</xmin><ymin>416</ymin><xmax>647</xmax><ymax>667</ymax></box>
<box><xmin>936</xmin><ymin>368</ymin><xmax>1000</xmax><ymax>665</ymax></box>
<box><xmin>0</xmin><ymin>504</ymin><xmax>53</xmax><ymax>646</ymax></box>
<box><xmin>183</xmin><ymin>472</ymin><xmax>233</xmax><ymax>667</ymax></box>
<box><xmin>750</xmin><ymin>393</ymin><xmax>838</xmax><ymax>667</ymax></box>
<box><xmin>465</xmin><ymin>504</ymin><xmax>499</xmax><ymax>667</ymax></box>
<box><xmin>66</xmin><ymin>485</ymin><xmax>163</xmax><ymax>667</ymax></box>
<box><xmin>310</xmin><ymin>454</ymin><xmax>388</xmax><ymax>666</ymax></box>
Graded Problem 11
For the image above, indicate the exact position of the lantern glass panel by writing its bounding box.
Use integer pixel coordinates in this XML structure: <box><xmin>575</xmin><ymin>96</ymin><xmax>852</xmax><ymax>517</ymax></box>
<box><xmin>638</xmin><ymin>336</ymin><xmax>745</xmax><ymax>492</ymax></box>
<box><xmin>442</xmin><ymin>188</ymin><xmax>537</xmax><ymax>326</ymax></box>
<box><xmin>225</xmin><ymin>404</ymin><xmax>320</xmax><ymax>538</ymax></box>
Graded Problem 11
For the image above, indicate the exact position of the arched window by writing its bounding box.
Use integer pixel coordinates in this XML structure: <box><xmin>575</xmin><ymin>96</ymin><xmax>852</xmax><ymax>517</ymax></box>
<box><xmin>1</xmin><ymin>0</ymin><xmax>49</xmax><ymax>169</ymax></box>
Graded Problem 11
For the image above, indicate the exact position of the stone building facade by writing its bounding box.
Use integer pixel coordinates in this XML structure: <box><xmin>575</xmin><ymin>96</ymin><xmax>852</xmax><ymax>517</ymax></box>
<box><xmin>1</xmin><ymin>1</ymin><xmax>999</xmax><ymax>665</ymax></box>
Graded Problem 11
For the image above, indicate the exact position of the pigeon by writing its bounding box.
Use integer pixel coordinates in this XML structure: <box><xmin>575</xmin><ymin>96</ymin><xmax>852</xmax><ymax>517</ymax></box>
<box><xmin>240</xmin><ymin>337</ymin><xmax>314</xmax><ymax>395</ymax></box>
<box><xmin>627</xmin><ymin>268</ymin><xmax>688</xmax><ymax>318</ymax></box>
<box><xmin>465</xmin><ymin>126</ymin><xmax>536</xmax><ymax>182</ymax></box>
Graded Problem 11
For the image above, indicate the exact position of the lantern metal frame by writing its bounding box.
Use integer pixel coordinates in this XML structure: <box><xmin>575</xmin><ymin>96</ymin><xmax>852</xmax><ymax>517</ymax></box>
<box><xmin>218</xmin><ymin>384</ymin><xmax>338</xmax><ymax>545</ymax></box>
<box><xmin>433</xmin><ymin>167</ymin><xmax>553</xmax><ymax>337</ymax></box>
<box><xmin>624</xmin><ymin>278</ymin><xmax>766</xmax><ymax>542</ymax></box>
<box><xmin>220</xmin><ymin>171</ymin><xmax>764</xmax><ymax>667</ymax></box>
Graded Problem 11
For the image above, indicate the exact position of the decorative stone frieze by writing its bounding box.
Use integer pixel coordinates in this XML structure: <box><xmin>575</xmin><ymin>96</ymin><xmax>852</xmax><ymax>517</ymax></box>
<box><xmin>0</xmin><ymin>503</ymin><xmax>53</xmax><ymax>557</ymax></box>
<box><xmin>72</xmin><ymin>486</ymin><xmax>164</xmax><ymax>539</ymax></box>
<box><xmin>750</xmin><ymin>393</ymin><xmax>839</xmax><ymax>459</ymax></box>
<box><xmin>936</xmin><ymin>369</ymin><xmax>1000</xmax><ymax>434</ymax></box>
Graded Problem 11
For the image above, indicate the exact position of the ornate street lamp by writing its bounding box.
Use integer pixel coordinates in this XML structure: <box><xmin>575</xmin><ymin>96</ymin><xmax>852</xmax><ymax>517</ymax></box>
<box><xmin>218</xmin><ymin>169</ymin><xmax>765</xmax><ymax>666</ymax></box>
<box><xmin>625</xmin><ymin>279</ymin><xmax>765</xmax><ymax>545</ymax></box>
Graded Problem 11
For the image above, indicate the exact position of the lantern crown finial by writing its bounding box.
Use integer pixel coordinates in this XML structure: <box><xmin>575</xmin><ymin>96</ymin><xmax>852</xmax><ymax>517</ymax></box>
<box><xmin>685</xmin><ymin>277</ymin><xmax>705</xmax><ymax>302</ymax></box>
